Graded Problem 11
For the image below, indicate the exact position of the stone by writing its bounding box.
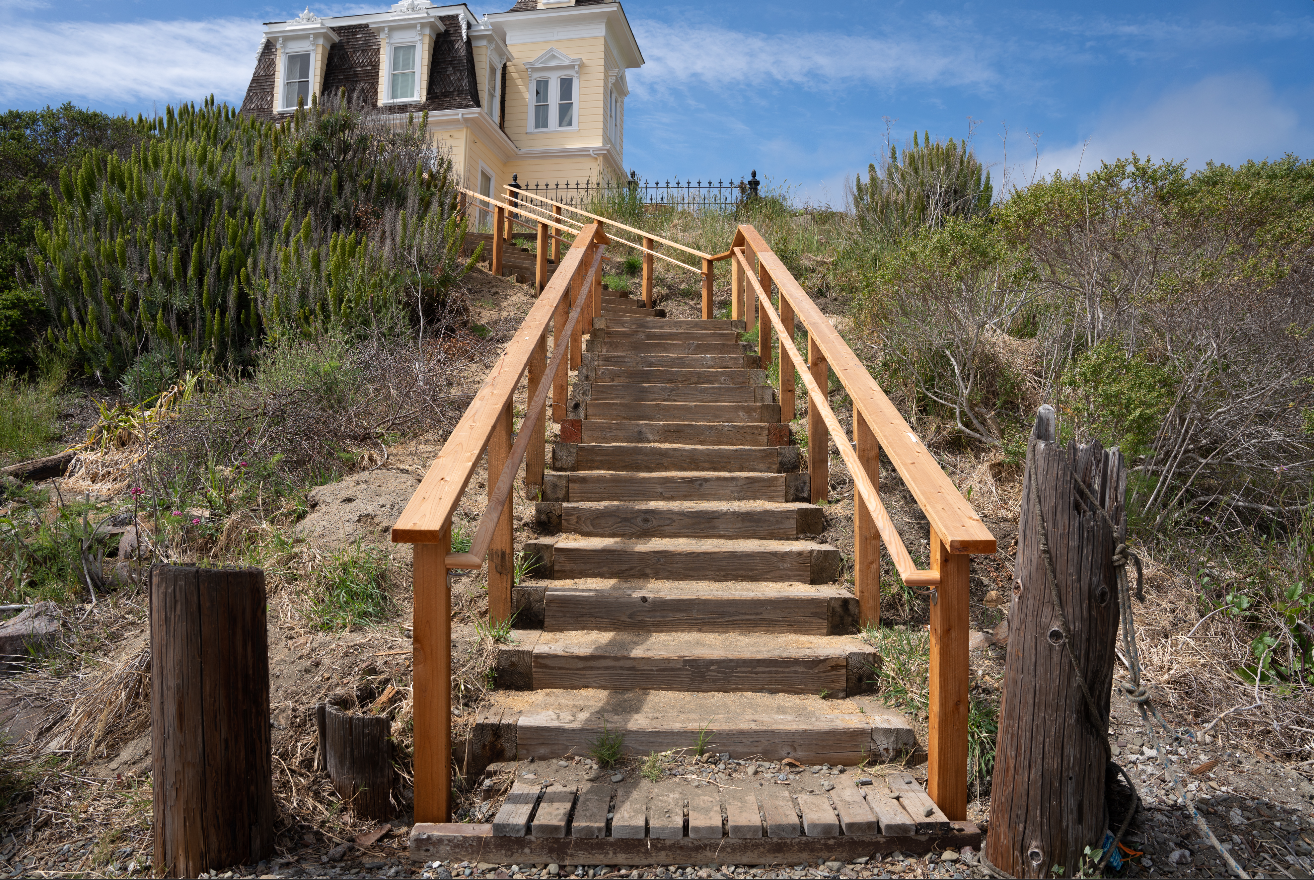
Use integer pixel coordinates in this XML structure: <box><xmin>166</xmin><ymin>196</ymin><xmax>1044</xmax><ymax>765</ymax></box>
<box><xmin>295</xmin><ymin>470</ymin><xmax>421</xmax><ymax>548</ymax></box>
<box><xmin>939</xmin><ymin>851</ymin><xmax>958</xmax><ymax>862</ymax></box>
<box><xmin>547</xmin><ymin>867</ymin><xmax>559</xmax><ymax>876</ymax></box>
<box><xmin>968</xmin><ymin>631</ymin><xmax>988</xmax><ymax>653</ymax></box>
<box><xmin>611</xmin><ymin>773</ymin><xmax>624</xmax><ymax>783</ymax></box>
<box><xmin>326</xmin><ymin>844</ymin><xmax>351</xmax><ymax>862</ymax></box>
<box><xmin>1229</xmin><ymin>808</ymin><xmax>1246</xmax><ymax>826</ymax></box>
<box><xmin>824</xmin><ymin>863</ymin><xmax>843</xmax><ymax>872</ymax></box>
<box><xmin>822</xmin><ymin>781</ymin><xmax>834</xmax><ymax>791</ymax></box>
<box><xmin>0</xmin><ymin>602</ymin><xmax>59</xmax><ymax>667</ymax></box>
<box><xmin>989</xmin><ymin>618</ymin><xmax>1009</xmax><ymax>647</ymax></box>
<box><xmin>1168</xmin><ymin>850</ymin><xmax>1192</xmax><ymax>866</ymax></box>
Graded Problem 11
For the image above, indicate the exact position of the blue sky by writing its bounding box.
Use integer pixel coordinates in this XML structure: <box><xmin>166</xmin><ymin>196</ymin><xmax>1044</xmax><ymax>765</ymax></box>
<box><xmin>2</xmin><ymin>0</ymin><xmax>1312</xmax><ymax>206</ymax></box>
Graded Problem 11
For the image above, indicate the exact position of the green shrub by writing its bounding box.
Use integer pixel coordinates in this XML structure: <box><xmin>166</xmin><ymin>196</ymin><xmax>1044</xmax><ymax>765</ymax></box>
<box><xmin>621</xmin><ymin>255</ymin><xmax>642</xmax><ymax>276</ymax></box>
<box><xmin>0</xmin><ymin>288</ymin><xmax>46</xmax><ymax>374</ymax></box>
<box><xmin>1063</xmin><ymin>342</ymin><xmax>1176</xmax><ymax>459</ymax></box>
<box><xmin>603</xmin><ymin>274</ymin><xmax>629</xmax><ymax>291</ymax></box>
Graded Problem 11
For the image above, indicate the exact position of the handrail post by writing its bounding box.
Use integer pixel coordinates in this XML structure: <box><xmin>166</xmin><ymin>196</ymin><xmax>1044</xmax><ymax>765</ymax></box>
<box><xmin>701</xmin><ymin>257</ymin><xmax>713</xmax><ymax>320</ymax></box>
<box><xmin>854</xmin><ymin>410</ymin><xmax>880</xmax><ymax>628</ymax></box>
<box><xmin>808</xmin><ymin>333</ymin><xmax>828</xmax><ymax>502</ymax></box>
<box><xmin>757</xmin><ymin>262</ymin><xmax>772</xmax><ymax>368</ymax></box>
<box><xmin>526</xmin><ymin>331</ymin><xmax>547</xmax><ymax>491</ymax></box>
<box><xmin>591</xmin><ymin>246</ymin><xmax>603</xmax><ymax>321</ymax></box>
<box><xmin>492</xmin><ymin>205</ymin><xmax>505</xmax><ymax>277</ymax></box>
<box><xmin>779</xmin><ymin>292</ymin><xmax>795</xmax><ymax>424</ymax></box>
<box><xmin>552</xmin><ymin>293</ymin><xmax>568</xmax><ymax>423</ymax></box>
<box><xmin>412</xmin><ymin>533</ymin><xmax>451</xmax><ymax>823</ymax></box>
<box><xmin>642</xmin><ymin>237</ymin><xmax>654</xmax><ymax>308</ymax></box>
<box><xmin>928</xmin><ymin>527</ymin><xmax>970</xmax><ymax>821</ymax></box>
<box><xmin>569</xmin><ymin>256</ymin><xmax>584</xmax><ymax>371</ymax></box>
<box><xmin>730</xmin><ymin>251</ymin><xmax>742</xmax><ymax>322</ymax></box>
<box><xmin>536</xmin><ymin>222</ymin><xmax>549</xmax><ymax>294</ymax></box>
<box><xmin>551</xmin><ymin>205</ymin><xmax>562</xmax><ymax>262</ymax></box>
<box><xmin>487</xmin><ymin>403</ymin><xmax>514</xmax><ymax>625</ymax></box>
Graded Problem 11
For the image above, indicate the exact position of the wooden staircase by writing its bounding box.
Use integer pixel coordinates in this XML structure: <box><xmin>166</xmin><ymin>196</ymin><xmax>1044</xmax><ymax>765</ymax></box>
<box><xmin>474</xmin><ymin>289</ymin><xmax>914</xmax><ymax>769</ymax></box>
<box><xmin>464</xmin><ymin>231</ymin><xmax>559</xmax><ymax>286</ymax></box>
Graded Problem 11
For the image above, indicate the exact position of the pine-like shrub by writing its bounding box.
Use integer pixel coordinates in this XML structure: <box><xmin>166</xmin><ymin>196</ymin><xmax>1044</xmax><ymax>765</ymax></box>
<box><xmin>28</xmin><ymin>92</ymin><xmax>470</xmax><ymax>381</ymax></box>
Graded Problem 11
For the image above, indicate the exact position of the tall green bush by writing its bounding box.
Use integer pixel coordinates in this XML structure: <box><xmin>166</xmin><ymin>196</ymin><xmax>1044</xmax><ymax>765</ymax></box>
<box><xmin>851</xmin><ymin>131</ymin><xmax>992</xmax><ymax>241</ymax></box>
<box><xmin>27</xmin><ymin>93</ymin><xmax>470</xmax><ymax>382</ymax></box>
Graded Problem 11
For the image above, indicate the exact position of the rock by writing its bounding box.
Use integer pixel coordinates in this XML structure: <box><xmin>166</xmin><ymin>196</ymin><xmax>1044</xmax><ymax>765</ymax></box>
<box><xmin>295</xmin><ymin>470</ymin><xmax>422</xmax><ymax>548</ymax></box>
<box><xmin>824</xmin><ymin>862</ymin><xmax>843</xmax><ymax>871</ymax></box>
<box><xmin>0</xmin><ymin>602</ymin><xmax>60</xmax><ymax>667</ymax></box>
<box><xmin>1229</xmin><ymin>807</ymin><xmax>1246</xmax><ymax>826</ymax></box>
<box><xmin>1141</xmin><ymin>856</ymin><xmax>1153</xmax><ymax>869</ymax></box>
<box><xmin>547</xmin><ymin>866</ymin><xmax>559</xmax><ymax>877</ymax></box>
<box><xmin>939</xmin><ymin>850</ymin><xmax>958</xmax><ymax>862</ymax></box>
<box><xmin>326</xmin><ymin>843</ymin><xmax>351</xmax><ymax>862</ymax></box>
<box><xmin>1168</xmin><ymin>849</ymin><xmax>1192</xmax><ymax>866</ymax></box>
<box><xmin>968</xmin><ymin>631</ymin><xmax>989</xmax><ymax>653</ymax></box>
<box><xmin>746</xmin><ymin>765</ymin><xmax>757</xmax><ymax>776</ymax></box>
<box><xmin>989</xmin><ymin>618</ymin><xmax>1009</xmax><ymax>647</ymax></box>
<box><xmin>610</xmin><ymin>773</ymin><xmax>624</xmax><ymax>783</ymax></box>
<box><xmin>822</xmin><ymin>781</ymin><xmax>834</xmax><ymax>791</ymax></box>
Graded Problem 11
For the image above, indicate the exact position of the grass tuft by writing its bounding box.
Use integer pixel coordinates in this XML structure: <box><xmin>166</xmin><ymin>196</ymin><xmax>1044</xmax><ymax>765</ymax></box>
<box><xmin>306</xmin><ymin>543</ymin><xmax>393</xmax><ymax>631</ymax></box>
<box><xmin>588</xmin><ymin>720</ymin><xmax>624</xmax><ymax>768</ymax></box>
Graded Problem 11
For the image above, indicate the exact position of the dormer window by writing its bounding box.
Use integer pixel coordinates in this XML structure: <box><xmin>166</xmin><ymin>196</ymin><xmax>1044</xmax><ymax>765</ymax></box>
<box><xmin>390</xmin><ymin>43</ymin><xmax>417</xmax><ymax>101</ymax></box>
<box><xmin>524</xmin><ymin>48</ymin><xmax>582</xmax><ymax>134</ymax></box>
<box><xmin>284</xmin><ymin>52</ymin><xmax>312</xmax><ymax>107</ymax></box>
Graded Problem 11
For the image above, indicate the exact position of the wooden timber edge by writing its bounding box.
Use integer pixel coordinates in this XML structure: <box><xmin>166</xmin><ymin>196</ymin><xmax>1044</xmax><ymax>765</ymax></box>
<box><xmin>409</xmin><ymin>823</ymin><xmax>982</xmax><ymax>865</ymax></box>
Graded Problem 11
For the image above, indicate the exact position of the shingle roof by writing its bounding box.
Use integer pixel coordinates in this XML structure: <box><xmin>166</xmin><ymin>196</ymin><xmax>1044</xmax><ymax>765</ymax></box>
<box><xmin>506</xmin><ymin>0</ymin><xmax>614</xmax><ymax>11</ymax></box>
<box><xmin>240</xmin><ymin>14</ymin><xmax>480</xmax><ymax>122</ymax></box>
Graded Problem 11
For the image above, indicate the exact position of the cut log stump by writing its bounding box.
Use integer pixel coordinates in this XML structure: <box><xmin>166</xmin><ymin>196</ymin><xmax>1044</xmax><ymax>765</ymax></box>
<box><xmin>317</xmin><ymin>703</ymin><xmax>394</xmax><ymax>821</ymax></box>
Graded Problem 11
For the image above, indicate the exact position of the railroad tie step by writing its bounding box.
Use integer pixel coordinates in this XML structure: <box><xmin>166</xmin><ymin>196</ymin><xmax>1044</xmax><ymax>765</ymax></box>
<box><xmin>551</xmin><ymin>443</ymin><xmax>797</xmax><ymax>473</ymax></box>
<box><xmin>521</xmin><ymin>535</ymin><xmax>841</xmax><ymax>583</ymax></box>
<box><xmin>490</xmin><ymin>631</ymin><xmax>874</xmax><ymax>695</ymax></box>
<box><xmin>509</xmin><ymin>579</ymin><xmax>856</xmax><ymax>634</ymax></box>
<box><xmin>576</xmin><ymin>420</ymin><xmax>790</xmax><ymax>446</ymax></box>
<box><xmin>541</xmin><ymin>470</ymin><xmax>809</xmax><ymax>503</ymax></box>
<box><xmin>533</xmin><ymin>500</ymin><xmax>823</xmax><ymax>539</ymax></box>
<box><xmin>581</xmin><ymin>401</ymin><xmax>782</xmax><ymax>423</ymax></box>
<box><xmin>584</xmin><ymin>367</ymin><xmax>768</xmax><ymax>387</ymax></box>
<box><xmin>593</xmin><ymin>317</ymin><xmax>746</xmax><ymax>332</ymax></box>
<box><xmin>586</xmin><ymin>383</ymin><xmax>776</xmax><ymax>404</ymax></box>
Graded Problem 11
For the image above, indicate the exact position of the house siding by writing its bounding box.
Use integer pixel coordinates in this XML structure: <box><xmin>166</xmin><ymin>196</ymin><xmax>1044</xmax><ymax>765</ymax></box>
<box><xmin>506</xmin><ymin>36</ymin><xmax>606</xmax><ymax>149</ymax></box>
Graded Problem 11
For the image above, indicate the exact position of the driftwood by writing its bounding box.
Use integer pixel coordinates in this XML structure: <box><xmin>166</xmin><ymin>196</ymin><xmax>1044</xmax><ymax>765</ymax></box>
<box><xmin>316</xmin><ymin>702</ymin><xmax>394</xmax><ymax>821</ymax></box>
<box><xmin>986</xmin><ymin>406</ymin><xmax>1126</xmax><ymax>878</ymax></box>
<box><xmin>150</xmin><ymin>566</ymin><xmax>274</xmax><ymax>878</ymax></box>
<box><xmin>1</xmin><ymin>449</ymin><xmax>76</xmax><ymax>482</ymax></box>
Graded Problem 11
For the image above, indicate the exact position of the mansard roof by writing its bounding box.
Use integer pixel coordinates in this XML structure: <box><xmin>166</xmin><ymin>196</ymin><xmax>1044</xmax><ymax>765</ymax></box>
<box><xmin>505</xmin><ymin>0</ymin><xmax>614</xmax><ymax>10</ymax></box>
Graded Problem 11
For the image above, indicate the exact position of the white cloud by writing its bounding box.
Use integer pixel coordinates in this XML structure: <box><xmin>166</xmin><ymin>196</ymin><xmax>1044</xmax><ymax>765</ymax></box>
<box><xmin>1032</xmin><ymin>73</ymin><xmax>1311</xmax><ymax>179</ymax></box>
<box><xmin>0</xmin><ymin>17</ymin><xmax>260</xmax><ymax>107</ymax></box>
<box><xmin>631</xmin><ymin>20</ymin><xmax>999</xmax><ymax>96</ymax></box>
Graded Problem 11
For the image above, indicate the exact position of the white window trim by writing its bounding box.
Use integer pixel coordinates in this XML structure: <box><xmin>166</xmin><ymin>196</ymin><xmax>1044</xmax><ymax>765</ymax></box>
<box><xmin>383</xmin><ymin>38</ymin><xmax>422</xmax><ymax>104</ymax></box>
<box><xmin>524</xmin><ymin>48</ymin><xmax>582</xmax><ymax>135</ymax></box>
<box><xmin>265</xmin><ymin>12</ymin><xmax>338</xmax><ymax>114</ymax></box>
<box><xmin>282</xmin><ymin>49</ymin><xmax>314</xmax><ymax>110</ymax></box>
<box><xmin>486</xmin><ymin>51</ymin><xmax>505</xmax><ymax>124</ymax></box>
<box><xmin>476</xmin><ymin>161</ymin><xmax>496</xmax><ymax>232</ymax></box>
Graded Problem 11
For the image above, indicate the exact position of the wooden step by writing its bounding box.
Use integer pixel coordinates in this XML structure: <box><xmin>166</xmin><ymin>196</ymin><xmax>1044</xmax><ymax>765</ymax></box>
<box><xmin>592</xmin><ymin>329</ymin><xmax>741</xmax><ymax>344</ymax></box>
<box><xmin>586</xmin><ymin>383</ymin><xmax>773</xmax><ymax>404</ymax></box>
<box><xmin>472</xmin><ymin>690</ymin><xmax>916</xmax><ymax>765</ymax></box>
<box><xmin>583</xmin><ymin>401</ymin><xmax>781</xmax><ymax>423</ymax></box>
<box><xmin>523</xmin><ymin>536</ymin><xmax>840</xmax><ymax>583</ymax></box>
<box><xmin>595</xmin><ymin>317</ymin><xmax>745</xmax><ymax>332</ymax></box>
<box><xmin>583</xmin><ymin>353</ymin><xmax>758</xmax><ymax>371</ymax></box>
<box><xmin>588</xmin><ymin>340</ymin><xmax>747</xmax><ymax>356</ymax></box>
<box><xmin>534</xmin><ymin>501</ymin><xmax>824</xmax><ymax>539</ymax></box>
<box><xmin>541</xmin><ymin>471</ymin><xmax>808</xmax><ymax>503</ymax></box>
<box><xmin>497</xmin><ymin>631</ymin><xmax>873</xmax><ymax>694</ymax></box>
<box><xmin>586</xmin><ymin>367</ymin><xmax>767</xmax><ymax>387</ymax></box>
<box><xmin>579</xmin><ymin>421</ymin><xmax>790</xmax><ymax>446</ymax></box>
<box><xmin>528</xmin><ymin>580</ymin><xmax>856</xmax><ymax>634</ymax></box>
<box><xmin>600</xmin><ymin>300</ymin><xmax>654</xmax><ymax>313</ymax></box>
<box><xmin>552</xmin><ymin>443</ymin><xmax>796</xmax><ymax>472</ymax></box>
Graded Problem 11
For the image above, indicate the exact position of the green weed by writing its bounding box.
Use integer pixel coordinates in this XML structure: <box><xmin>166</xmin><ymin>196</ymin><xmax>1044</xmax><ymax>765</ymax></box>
<box><xmin>513</xmin><ymin>549</ymin><xmax>538</xmax><ymax>585</ymax></box>
<box><xmin>474</xmin><ymin>612</ymin><xmax>516</xmax><ymax>644</ymax></box>
<box><xmin>642</xmin><ymin>751</ymin><xmax>664</xmax><ymax>782</ymax></box>
<box><xmin>622</xmin><ymin>255</ymin><xmax>642</xmax><ymax>276</ymax></box>
<box><xmin>306</xmin><ymin>543</ymin><xmax>394</xmax><ymax>630</ymax></box>
<box><xmin>588</xmin><ymin>720</ymin><xmax>624</xmax><ymax>768</ymax></box>
<box><xmin>0</xmin><ymin>366</ymin><xmax>63</xmax><ymax>465</ymax></box>
<box><xmin>451</xmin><ymin>523</ymin><xmax>472</xmax><ymax>554</ymax></box>
<box><xmin>604</xmin><ymin>274</ymin><xmax>630</xmax><ymax>291</ymax></box>
<box><xmin>694</xmin><ymin>722</ymin><xmax>714</xmax><ymax>757</ymax></box>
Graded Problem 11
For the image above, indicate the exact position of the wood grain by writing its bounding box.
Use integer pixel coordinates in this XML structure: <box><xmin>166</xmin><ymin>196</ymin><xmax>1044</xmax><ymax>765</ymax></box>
<box><xmin>549</xmin><ymin>541</ymin><xmax>826</xmax><ymax>583</ymax></box>
<box><xmin>888</xmin><ymin>774</ymin><xmax>952</xmax><ymax>834</ymax></box>
<box><xmin>564</xmin><ymin>443</ymin><xmax>781</xmax><ymax>473</ymax></box>
<box><xmin>828</xmin><ymin>778</ymin><xmax>879</xmax><ymax>836</ymax></box>
<box><xmin>557</xmin><ymin>502</ymin><xmax>815</xmax><ymax>539</ymax></box>
<box><xmin>854</xmin><ymin>410</ymin><xmax>881</xmax><ymax>629</ymax></box>
<box><xmin>587</xmin><ymin>384</ymin><xmax>773</xmax><ymax>404</ymax></box>
<box><xmin>531</xmin><ymin>648</ymin><xmax>847</xmax><ymax>694</ymax></box>
<box><xmin>927</xmin><ymin>529</ymin><xmax>970</xmax><ymax>822</ymax></box>
<box><xmin>610</xmin><ymin>789</ymin><xmax>647</xmax><ymax>839</ymax></box>
<box><xmin>759</xmin><ymin>788</ymin><xmax>801</xmax><ymax>838</ymax></box>
<box><xmin>571</xmin><ymin>785</ymin><xmax>612</xmax><ymax>839</ymax></box>
<box><xmin>581</xmin><ymin>421</ymin><xmax>775</xmax><ymax>447</ymax></box>
<box><xmin>588</xmin><ymin>367</ymin><xmax>762</xmax><ymax>387</ymax></box>
<box><xmin>487</xmin><ymin>402</ymin><xmax>513</xmax><ymax>625</ymax></box>
<box><xmin>319</xmin><ymin>704</ymin><xmax>392</xmax><ymax>821</ymax></box>
<box><xmin>530</xmin><ymin>785</ymin><xmax>575</xmax><ymax>838</ymax></box>
<box><xmin>807</xmin><ymin>333</ymin><xmax>829</xmax><ymax>504</ymax></box>
<box><xmin>492</xmin><ymin>781</ymin><xmax>541</xmax><ymax>837</ymax></box>
<box><xmin>687</xmin><ymin>793</ymin><xmax>722</xmax><ymax>839</ymax></box>
<box><xmin>863</xmin><ymin>787</ymin><xmax>915</xmax><ymax>836</ymax></box>
<box><xmin>725</xmin><ymin>792</ymin><xmax>763</xmax><ymax>838</ymax></box>
<box><xmin>649</xmin><ymin>790</ymin><xmax>685</xmax><ymax>839</ymax></box>
<box><xmin>412</xmin><ymin>538</ymin><xmax>451</xmax><ymax>823</ymax></box>
<box><xmin>561</xmin><ymin>472</ymin><xmax>793</xmax><ymax>503</ymax></box>
<box><xmin>584</xmin><ymin>402</ymin><xmax>779</xmax><ymax>423</ymax></box>
<box><xmin>796</xmin><ymin>794</ymin><xmax>839</xmax><ymax>837</ymax></box>
<box><xmin>543</xmin><ymin>584</ymin><xmax>842</xmax><ymax>634</ymax></box>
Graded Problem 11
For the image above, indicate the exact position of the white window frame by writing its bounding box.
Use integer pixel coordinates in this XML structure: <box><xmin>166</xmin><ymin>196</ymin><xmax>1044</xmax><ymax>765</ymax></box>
<box><xmin>523</xmin><ymin>48</ymin><xmax>581</xmax><ymax>135</ymax></box>
<box><xmin>283</xmin><ymin>50</ymin><xmax>313</xmax><ymax>110</ymax></box>
<box><xmin>486</xmin><ymin>56</ymin><xmax>503</xmax><ymax>124</ymax></box>
<box><xmin>384</xmin><ymin>40</ymin><xmax>421</xmax><ymax>104</ymax></box>
<box><xmin>476</xmin><ymin>162</ymin><xmax>496</xmax><ymax>232</ymax></box>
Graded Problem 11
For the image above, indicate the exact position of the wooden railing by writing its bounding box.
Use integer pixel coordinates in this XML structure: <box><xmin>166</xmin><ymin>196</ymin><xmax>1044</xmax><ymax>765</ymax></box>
<box><xmin>716</xmin><ymin>225</ymin><xmax>996</xmax><ymax>821</ymax></box>
<box><xmin>392</xmin><ymin>209</ymin><xmax>995</xmax><ymax>825</ymax></box>
<box><xmin>391</xmin><ymin>202</ymin><xmax>608</xmax><ymax>823</ymax></box>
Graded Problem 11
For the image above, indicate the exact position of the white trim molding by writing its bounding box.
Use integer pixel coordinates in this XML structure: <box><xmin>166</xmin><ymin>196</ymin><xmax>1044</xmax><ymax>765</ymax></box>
<box><xmin>263</xmin><ymin>10</ymin><xmax>339</xmax><ymax>113</ymax></box>
<box><xmin>368</xmin><ymin>7</ymin><xmax>446</xmax><ymax>105</ymax></box>
<box><xmin>524</xmin><ymin>47</ymin><xmax>582</xmax><ymax>134</ymax></box>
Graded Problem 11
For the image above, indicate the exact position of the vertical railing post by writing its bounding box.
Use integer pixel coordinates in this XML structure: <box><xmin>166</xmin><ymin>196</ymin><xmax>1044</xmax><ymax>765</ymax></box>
<box><xmin>412</xmin><ymin>532</ymin><xmax>451</xmax><ymax>824</ymax></box>
<box><xmin>487</xmin><ymin>403</ymin><xmax>514</xmax><ymax>625</ymax></box>
<box><xmin>525</xmin><ymin>331</ymin><xmax>547</xmax><ymax>491</ymax></box>
<box><xmin>642</xmin><ymin>237</ymin><xmax>654</xmax><ymax>308</ymax></box>
<box><xmin>492</xmin><ymin>205</ymin><xmax>505</xmax><ymax>277</ymax></box>
<box><xmin>928</xmin><ymin>528</ymin><xmax>970</xmax><ymax>821</ymax></box>
<box><xmin>730</xmin><ymin>250</ymin><xmax>742</xmax><ymax>322</ymax></box>
<box><xmin>569</xmin><ymin>256</ymin><xmax>584</xmax><ymax>371</ymax></box>
<box><xmin>553</xmin><ymin>292</ymin><xmax>568</xmax><ymax>423</ymax></box>
<box><xmin>854</xmin><ymin>410</ymin><xmax>881</xmax><ymax>628</ymax></box>
<box><xmin>536</xmin><ymin>222</ymin><xmax>549</xmax><ymax>295</ymax></box>
<box><xmin>701</xmin><ymin>258</ymin><xmax>714</xmax><ymax>320</ymax></box>
<box><xmin>779</xmin><ymin>293</ymin><xmax>794</xmax><ymax>424</ymax></box>
<box><xmin>551</xmin><ymin>205</ymin><xmax>562</xmax><ymax>262</ymax></box>
<box><xmin>807</xmin><ymin>334</ymin><xmax>828</xmax><ymax>503</ymax></box>
<box><xmin>757</xmin><ymin>262</ymin><xmax>772</xmax><ymax>368</ymax></box>
<box><xmin>591</xmin><ymin>243</ymin><xmax>603</xmax><ymax>320</ymax></box>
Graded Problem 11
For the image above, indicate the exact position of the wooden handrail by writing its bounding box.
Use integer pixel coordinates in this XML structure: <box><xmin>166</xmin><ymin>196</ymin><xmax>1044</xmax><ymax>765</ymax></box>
<box><xmin>392</xmin><ymin>223</ymin><xmax>607</xmax><ymax>544</ymax></box>
<box><xmin>462</xmin><ymin>187</ymin><xmax>579</xmax><ymax>235</ymax></box>
<box><xmin>445</xmin><ymin>244</ymin><xmax>605</xmax><ymax>569</ymax></box>
<box><xmin>507</xmin><ymin>186</ymin><xmax>713</xmax><ymax>262</ymax></box>
<box><xmin>735</xmin><ymin>248</ymin><xmax>938</xmax><ymax>587</ymax></box>
<box><xmin>736</xmin><ymin>225</ymin><xmax>995</xmax><ymax>554</ymax></box>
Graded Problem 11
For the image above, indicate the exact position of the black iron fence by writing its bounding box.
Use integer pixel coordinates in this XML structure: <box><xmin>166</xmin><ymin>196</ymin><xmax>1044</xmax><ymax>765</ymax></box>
<box><xmin>505</xmin><ymin>171</ymin><xmax>762</xmax><ymax>212</ymax></box>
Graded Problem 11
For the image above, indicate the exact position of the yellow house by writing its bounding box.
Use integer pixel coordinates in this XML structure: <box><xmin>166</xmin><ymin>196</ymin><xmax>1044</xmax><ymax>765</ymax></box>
<box><xmin>240</xmin><ymin>0</ymin><xmax>642</xmax><ymax>201</ymax></box>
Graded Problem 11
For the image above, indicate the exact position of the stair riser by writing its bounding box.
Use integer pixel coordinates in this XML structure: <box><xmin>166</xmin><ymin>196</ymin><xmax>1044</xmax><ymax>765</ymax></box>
<box><xmin>585</xmin><ymin>368</ymin><xmax>767</xmax><ymax>387</ymax></box>
<box><xmin>584</xmin><ymin>353</ymin><xmax>759</xmax><ymax>369</ymax></box>
<box><xmin>595</xmin><ymin>318</ymin><xmax>746</xmax><ymax>332</ymax></box>
<box><xmin>543</xmin><ymin>591</ymin><xmax>856</xmax><ymax>635</ymax></box>
<box><xmin>591</xmin><ymin>330</ymin><xmax>741</xmax><ymax>344</ymax></box>
<box><xmin>590</xmin><ymin>342</ymin><xmax>748</xmax><ymax>356</ymax></box>
<box><xmin>552</xmin><ymin>443</ymin><xmax>796</xmax><ymax>473</ymax></box>
<box><xmin>542</xmin><ymin>472</ymin><xmax>809</xmax><ymax>503</ymax></box>
<box><xmin>531</xmin><ymin>655</ymin><xmax>847</xmax><ymax>695</ymax></box>
<box><xmin>527</xmin><ymin>545</ymin><xmax>840</xmax><ymax>584</ymax></box>
<box><xmin>535</xmin><ymin>502</ymin><xmax>824</xmax><ymax>538</ymax></box>
<box><xmin>584</xmin><ymin>401</ymin><xmax>781</xmax><ymax>422</ymax></box>
<box><xmin>580</xmin><ymin>421</ymin><xmax>790</xmax><ymax>446</ymax></box>
<box><xmin>587</xmin><ymin>384</ymin><xmax>774</xmax><ymax>404</ymax></box>
<box><xmin>513</xmin><ymin>723</ymin><xmax>873</xmax><ymax>765</ymax></box>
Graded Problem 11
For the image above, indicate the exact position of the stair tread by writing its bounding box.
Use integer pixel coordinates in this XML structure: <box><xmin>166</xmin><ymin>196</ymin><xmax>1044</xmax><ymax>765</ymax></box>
<box><xmin>549</xmin><ymin>535</ymin><xmax>835</xmax><ymax>552</ymax></box>
<box><xmin>557</xmin><ymin>499</ymin><xmax>813</xmax><ymax>509</ymax></box>
<box><xmin>527</xmin><ymin>577</ymin><xmax>848</xmax><ymax>594</ymax></box>
<box><xmin>532</xmin><ymin>629</ymin><xmax>866</xmax><ymax>656</ymax></box>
